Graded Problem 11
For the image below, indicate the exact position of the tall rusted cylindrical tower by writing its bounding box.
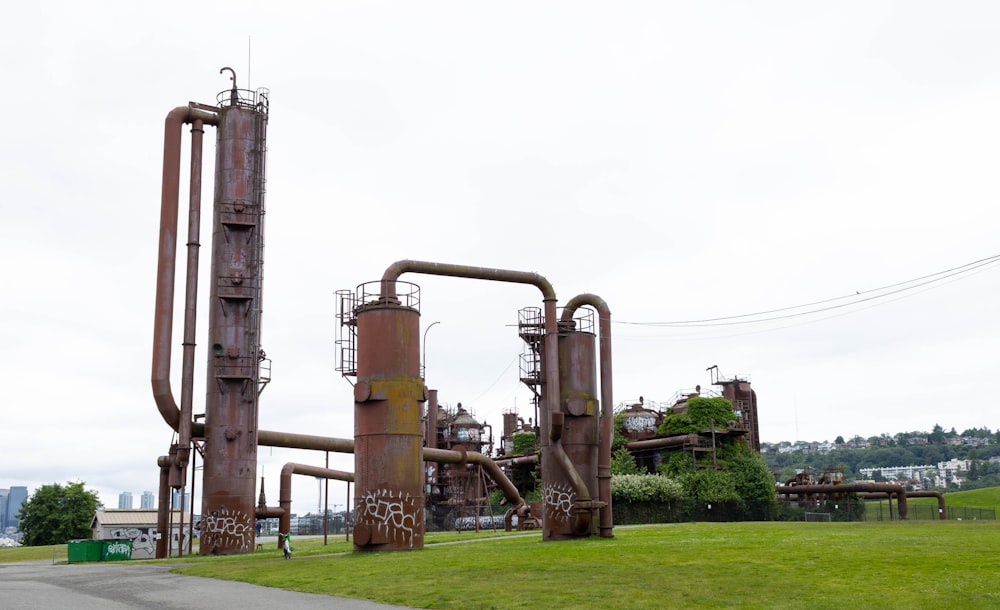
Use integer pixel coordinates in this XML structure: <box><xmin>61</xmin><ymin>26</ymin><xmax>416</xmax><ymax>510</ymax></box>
<box><xmin>540</xmin><ymin>318</ymin><xmax>600</xmax><ymax>539</ymax></box>
<box><xmin>352</xmin><ymin>284</ymin><xmax>426</xmax><ymax>551</ymax></box>
<box><xmin>200</xmin><ymin>86</ymin><xmax>269</xmax><ymax>554</ymax></box>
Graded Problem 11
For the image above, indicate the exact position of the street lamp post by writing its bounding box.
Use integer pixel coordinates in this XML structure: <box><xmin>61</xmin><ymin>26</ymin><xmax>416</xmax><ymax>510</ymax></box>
<box><xmin>422</xmin><ymin>321</ymin><xmax>441</xmax><ymax>380</ymax></box>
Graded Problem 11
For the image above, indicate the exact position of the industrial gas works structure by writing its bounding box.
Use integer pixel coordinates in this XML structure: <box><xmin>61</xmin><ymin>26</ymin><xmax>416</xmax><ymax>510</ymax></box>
<box><xmin>151</xmin><ymin>74</ymin><xmax>614</xmax><ymax>557</ymax></box>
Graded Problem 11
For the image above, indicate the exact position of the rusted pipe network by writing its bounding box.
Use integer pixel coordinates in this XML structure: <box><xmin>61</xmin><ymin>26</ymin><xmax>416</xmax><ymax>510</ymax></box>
<box><xmin>378</xmin><ymin>260</ymin><xmax>596</xmax><ymax>538</ymax></box>
<box><xmin>560</xmin><ymin>294</ymin><xmax>614</xmax><ymax>538</ymax></box>
<box><xmin>249</xmin><ymin>432</ymin><xmax>529</xmax><ymax>530</ymax></box>
<box><xmin>776</xmin><ymin>482</ymin><xmax>909</xmax><ymax>519</ymax></box>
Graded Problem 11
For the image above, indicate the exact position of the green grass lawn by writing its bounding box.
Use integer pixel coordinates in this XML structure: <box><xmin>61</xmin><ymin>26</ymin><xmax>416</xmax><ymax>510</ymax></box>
<box><xmin>167</xmin><ymin>521</ymin><xmax>999</xmax><ymax>609</ymax></box>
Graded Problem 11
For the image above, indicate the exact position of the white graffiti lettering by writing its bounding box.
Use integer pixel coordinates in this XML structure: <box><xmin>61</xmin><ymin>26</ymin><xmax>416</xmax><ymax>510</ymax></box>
<box><xmin>357</xmin><ymin>489</ymin><xmax>420</xmax><ymax>547</ymax></box>
<box><xmin>110</xmin><ymin>527</ymin><xmax>154</xmax><ymax>557</ymax></box>
<box><xmin>104</xmin><ymin>542</ymin><xmax>132</xmax><ymax>556</ymax></box>
<box><xmin>623</xmin><ymin>415</ymin><xmax>657</xmax><ymax>432</ymax></box>
<box><xmin>200</xmin><ymin>507</ymin><xmax>253</xmax><ymax>552</ymax></box>
<box><xmin>543</xmin><ymin>483</ymin><xmax>575</xmax><ymax>523</ymax></box>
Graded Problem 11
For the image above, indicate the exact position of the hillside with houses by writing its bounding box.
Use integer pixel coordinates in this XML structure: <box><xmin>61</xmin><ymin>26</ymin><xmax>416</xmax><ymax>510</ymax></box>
<box><xmin>762</xmin><ymin>425</ymin><xmax>1000</xmax><ymax>491</ymax></box>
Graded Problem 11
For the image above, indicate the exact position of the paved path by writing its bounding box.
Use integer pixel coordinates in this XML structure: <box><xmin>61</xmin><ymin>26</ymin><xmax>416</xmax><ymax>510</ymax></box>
<box><xmin>0</xmin><ymin>560</ymin><xmax>411</xmax><ymax>609</ymax></box>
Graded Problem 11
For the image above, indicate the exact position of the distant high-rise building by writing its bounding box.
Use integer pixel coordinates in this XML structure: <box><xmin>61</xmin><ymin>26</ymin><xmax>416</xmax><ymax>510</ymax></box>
<box><xmin>0</xmin><ymin>489</ymin><xmax>9</xmax><ymax>529</ymax></box>
<box><xmin>118</xmin><ymin>491</ymin><xmax>133</xmax><ymax>509</ymax></box>
<box><xmin>6</xmin><ymin>486</ymin><xmax>28</xmax><ymax>530</ymax></box>
<box><xmin>140</xmin><ymin>491</ymin><xmax>155</xmax><ymax>509</ymax></box>
<box><xmin>171</xmin><ymin>489</ymin><xmax>189</xmax><ymax>511</ymax></box>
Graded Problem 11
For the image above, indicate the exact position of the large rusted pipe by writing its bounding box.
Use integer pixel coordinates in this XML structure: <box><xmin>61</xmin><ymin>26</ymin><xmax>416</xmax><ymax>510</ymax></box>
<box><xmin>860</xmin><ymin>490</ymin><xmax>945</xmax><ymax>520</ymax></box>
<box><xmin>776</xmin><ymin>482</ymin><xmax>908</xmax><ymax>519</ymax></box>
<box><xmin>174</xmin><ymin>117</ymin><xmax>206</xmax><ymax>484</ymax></box>
<box><xmin>625</xmin><ymin>434</ymin><xmax>703</xmax><ymax>451</ymax></box>
<box><xmin>248</xmin><ymin>431</ymin><xmax>528</xmax><ymax>531</ymax></box>
<box><xmin>152</xmin><ymin>104</ymin><xmax>219</xmax><ymax>433</ymax></box>
<box><xmin>560</xmin><ymin>294</ymin><xmax>614</xmax><ymax>538</ymax></box>
<box><xmin>155</xmin><ymin>455</ymin><xmax>171</xmax><ymax>559</ymax></box>
<box><xmin>493</xmin><ymin>454</ymin><xmax>540</xmax><ymax>468</ymax></box>
<box><xmin>424</xmin><ymin>447</ymin><xmax>526</xmax><ymax>516</ymax></box>
<box><xmin>380</xmin><ymin>260</ymin><xmax>556</xmax><ymax>301</ymax></box>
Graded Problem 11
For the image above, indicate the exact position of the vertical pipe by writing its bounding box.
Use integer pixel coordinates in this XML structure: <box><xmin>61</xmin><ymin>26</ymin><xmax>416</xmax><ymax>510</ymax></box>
<box><xmin>175</xmin><ymin>118</ymin><xmax>205</xmax><ymax>487</ymax></box>
<box><xmin>155</xmin><ymin>456</ymin><xmax>171</xmax><ymax>559</ymax></box>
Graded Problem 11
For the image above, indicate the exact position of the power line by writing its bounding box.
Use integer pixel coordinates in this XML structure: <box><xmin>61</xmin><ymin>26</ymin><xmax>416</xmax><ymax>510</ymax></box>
<box><xmin>616</xmin><ymin>253</ymin><xmax>1000</xmax><ymax>328</ymax></box>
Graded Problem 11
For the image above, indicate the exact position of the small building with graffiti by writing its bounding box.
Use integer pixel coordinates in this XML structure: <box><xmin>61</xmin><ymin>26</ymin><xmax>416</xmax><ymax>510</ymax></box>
<box><xmin>90</xmin><ymin>509</ymin><xmax>186</xmax><ymax>559</ymax></box>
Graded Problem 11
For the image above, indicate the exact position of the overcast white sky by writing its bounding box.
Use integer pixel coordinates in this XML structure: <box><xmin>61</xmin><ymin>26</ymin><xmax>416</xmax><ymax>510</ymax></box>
<box><xmin>2</xmin><ymin>1</ymin><xmax>998</xmax><ymax>516</ymax></box>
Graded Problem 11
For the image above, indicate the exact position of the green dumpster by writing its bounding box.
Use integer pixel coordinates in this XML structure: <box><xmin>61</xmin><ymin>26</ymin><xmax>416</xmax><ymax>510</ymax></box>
<box><xmin>101</xmin><ymin>540</ymin><xmax>133</xmax><ymax>561</ymax></box>
<box><xmin>67</xmin><ymin>539</ymin><xmax>102</xmax><ymax>563</ymax></box>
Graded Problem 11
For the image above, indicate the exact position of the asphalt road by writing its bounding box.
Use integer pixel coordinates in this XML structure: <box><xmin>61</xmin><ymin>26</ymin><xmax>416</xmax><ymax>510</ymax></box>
<box><xmin>0</xmin><ymin>560</ymin><xmax>411</xmax><ymax>609</ymax></box>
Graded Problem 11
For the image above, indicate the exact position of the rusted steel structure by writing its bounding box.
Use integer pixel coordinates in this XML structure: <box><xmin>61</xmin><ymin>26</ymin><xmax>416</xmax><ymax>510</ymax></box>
<box><xmin>152</xmin><ymin>71</ymin><xmax>270</xmax><ymax>555</ymax></box>
<box><xmin>338</xmin><ymin>261</ymin><xmax>613</xmax><ymax>548</ymax></box>
<box><xmin>424</xmin><ymin>401</ymin><xmax>496</xmax><ymax>530</ymax></box>
<box><xmin>776</xmin><ymin>482</ymin><xmax>909</xmax><ymax>520</ymax></box>
<box><xmin>710</xmin><ymin>367</ymin><xmax>760</xmax><ymax>453</ymax></box>
<box><xmin>153</xmin><ymin>78</ymin><xmax>607</xmax><ymax>556</ymax></box>
<box><xmin>860</xmin><ymin>490</ymin><xmax>946</xmax><ymax>520</ymax></box>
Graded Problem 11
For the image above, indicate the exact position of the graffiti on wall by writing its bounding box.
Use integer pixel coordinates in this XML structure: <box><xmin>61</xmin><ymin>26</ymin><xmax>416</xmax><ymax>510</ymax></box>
<box><xmin>622</xmin><ymin>414</ymin><xmax>657</xmax><ymax>432</ymax></box>
<box><xmin>200</xmin><ymin>506</ymin><xmax>253</xmax><ymax>552</ymax></box>
<box><xmin>110</xmin><ymin>527</ymin><xmax>155</xmax><ymax>557</ymax></box>
<box><xmin>543</xmin><ymin>482</ymin><xmax>575</xmax><ymax>524</ymax></box>
<box><xmin>357</xmin><ymin>489</ymin><xmax>421</xmax><ymax>547</ymax></box>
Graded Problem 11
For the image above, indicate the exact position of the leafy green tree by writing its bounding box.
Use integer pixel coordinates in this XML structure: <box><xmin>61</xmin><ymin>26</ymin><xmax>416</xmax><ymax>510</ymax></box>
<box><xmin>610</xmin><ymin>446</ymin><xmax>640</xmax><ymax>475</ymax></box>
<box><xmin>928</xmin><ymin>424</ymin><xmax>946</xmax><ymax>445</ymax></box>
<box><xmin>17</xmin><ymin>482</ymin><xmax>101</xmax><ymax>546</ymax></box>
<box><xmin>728</xmin><ymin>454</ymin><xmax>777</xmax><ymax>503</ymax></box>
<box><xmin>511</xmin><ymin>432</ymin><xmax>537</xmax><ymax>456</ymax></box>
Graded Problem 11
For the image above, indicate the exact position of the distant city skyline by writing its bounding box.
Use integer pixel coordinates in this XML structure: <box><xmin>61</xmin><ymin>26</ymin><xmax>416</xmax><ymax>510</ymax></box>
<box><xmin>1</xmin><ymin>486</ymin><xmax>27</xmax><ymax>530</ymax></box>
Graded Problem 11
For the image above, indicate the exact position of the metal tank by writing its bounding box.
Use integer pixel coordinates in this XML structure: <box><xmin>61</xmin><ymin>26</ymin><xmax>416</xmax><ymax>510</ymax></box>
<box><xmin>199</xmin><ymin>82</ymin><xmax>269</xmax><ymax>555</ymax></box>
<box><xmin>351</xmin><ymin>282</ymin><xmax>426</xmax><ymax>551</ymax></box>
<box><xmin>539</xmin><ymin>314</ymin><xmax>601</xmax><ymax>539</ymax></box>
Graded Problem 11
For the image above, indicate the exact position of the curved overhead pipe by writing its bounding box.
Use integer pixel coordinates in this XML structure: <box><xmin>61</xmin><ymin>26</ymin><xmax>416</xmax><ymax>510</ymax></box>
<box><xmin>776</xmin><ymin>482</ymin><xmax>908</xmax><ymax>520</ymax></box>
<box><xmin>860</xmin><ymin>490</ymin><xmax>945</xmax><ymax>520</ymax></box>
<box><xmin>560</xmin><ymin>293</ymin><xmax>614</xmax><ymax>538</ymax></box>
<box><xmin>379</xmin><ymin>260</ymin><xmax>556</xmax><ymax>301</ymax></box>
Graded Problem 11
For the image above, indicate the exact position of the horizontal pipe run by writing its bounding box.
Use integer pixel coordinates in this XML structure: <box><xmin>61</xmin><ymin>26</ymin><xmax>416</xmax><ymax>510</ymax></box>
<box><xmin>860</xmin><ymin>490</ymin><xmax>945</xmax><ymax>520</ymax></box>
<box><xmin>776</xmin><ymin>482</ymin><xmax>908</xmax><ymax>519</ymax></box>
<box><xmin>379</xmin><ymin>260</ymin><xmax>556</xmax><ymax>301</ymax></box>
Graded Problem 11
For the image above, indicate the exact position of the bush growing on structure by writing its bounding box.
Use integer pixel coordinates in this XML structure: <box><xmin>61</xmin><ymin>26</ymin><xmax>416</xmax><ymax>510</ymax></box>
<box><xmin>511</xmin><ymin>432</ymin><xmax>538</xmax><ymax>456</ymax></box>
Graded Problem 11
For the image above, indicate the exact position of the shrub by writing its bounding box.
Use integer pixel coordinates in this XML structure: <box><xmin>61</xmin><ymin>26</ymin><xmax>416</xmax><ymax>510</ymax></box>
<box><xmin>611</xmin><ymin>474</ymin><xmax>684</xmax><ymax>503</ymax></box>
